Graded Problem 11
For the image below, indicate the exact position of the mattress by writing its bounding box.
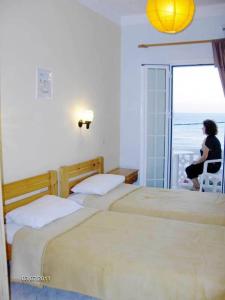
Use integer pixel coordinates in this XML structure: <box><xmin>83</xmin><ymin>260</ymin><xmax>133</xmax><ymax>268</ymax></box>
<box><xmin>68</xmin><ymin>183</ymin><xmax>225</xmax><ymax>225</ymax></box>
<box><xmin>11</xmin><ymin>207</ymin><xmax>225</xmax><ymax>300</ymax></box>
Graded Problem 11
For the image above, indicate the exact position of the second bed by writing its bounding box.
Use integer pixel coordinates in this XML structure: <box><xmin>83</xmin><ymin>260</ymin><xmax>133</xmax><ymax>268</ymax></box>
<box><xmin>60</xmin><ymin>157</ymin><xmax>225</xmax><ymax>226</ymax></box>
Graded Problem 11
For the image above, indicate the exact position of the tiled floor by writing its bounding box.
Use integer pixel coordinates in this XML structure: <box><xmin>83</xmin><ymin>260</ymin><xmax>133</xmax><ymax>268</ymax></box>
<box><xmin>11</xmin><ymin>283</ymin><xmax>98</xmax><ymax>300</ymax></box>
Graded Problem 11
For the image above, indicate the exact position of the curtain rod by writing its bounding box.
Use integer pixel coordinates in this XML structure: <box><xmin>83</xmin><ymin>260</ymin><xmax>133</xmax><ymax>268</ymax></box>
<box><xmin>138</xmin><ymin>39</ymin><xmax>221</xmax><ymax>48</ymax></box>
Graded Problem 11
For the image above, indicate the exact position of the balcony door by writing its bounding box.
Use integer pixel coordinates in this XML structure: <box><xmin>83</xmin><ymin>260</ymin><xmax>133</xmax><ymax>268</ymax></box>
<box><xmin>140</xmin><ymin>65</ymin><xmax>171</xmax><ymax>188</ymax></box>
<box><xmin>171</xmin><ymin>65</ymin><xmax>225</xmax><ymax>192</ymax></box>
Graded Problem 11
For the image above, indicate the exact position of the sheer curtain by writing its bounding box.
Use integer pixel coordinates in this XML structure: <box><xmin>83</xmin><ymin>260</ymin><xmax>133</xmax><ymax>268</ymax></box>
<box><xmin>212</xmin><ymin>38</ymin><xmax>225</xmax><ymax>96</ymax></box>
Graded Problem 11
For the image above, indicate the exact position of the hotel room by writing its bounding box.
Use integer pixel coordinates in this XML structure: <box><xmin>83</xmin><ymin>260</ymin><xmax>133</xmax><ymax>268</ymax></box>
<box><xmin>0</xmin><ymin>0</ymin><xmax>225</xmax><ymax>299</ymax></box>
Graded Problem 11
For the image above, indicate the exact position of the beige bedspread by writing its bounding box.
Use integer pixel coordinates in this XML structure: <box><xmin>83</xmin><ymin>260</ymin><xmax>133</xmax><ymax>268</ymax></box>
<box><xmin>11</xmin><ymin>207</ymin><xmax>225</xmax><ymax>300</ymax></box>
<box><xmin>76</xmin><ymin>184</ymin><xmax>225</xmax><ymax>226</ymax></box>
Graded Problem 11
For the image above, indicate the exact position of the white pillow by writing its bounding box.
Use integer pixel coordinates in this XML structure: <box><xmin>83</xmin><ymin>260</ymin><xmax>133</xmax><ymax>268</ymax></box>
<box><xmin>71</xmin><ymin>174</ymin><xmax>125</xmax><ymax>196</ymax></box>
<box><xmin>5</xmin><ymin>223</ymin><xmax>24</xmax><ymax>244</ymax></box>
<box><xmin>6</xmin><ymin>195</ymin><xmax>82</xmax><ymax>229</ymax></box>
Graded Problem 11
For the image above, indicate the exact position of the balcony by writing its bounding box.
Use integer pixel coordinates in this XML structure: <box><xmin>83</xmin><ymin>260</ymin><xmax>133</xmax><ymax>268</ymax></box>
<box><xmin>172</xmin><ymin>151</ymin><xmax>223</xmax><ymax>192</ymax></box>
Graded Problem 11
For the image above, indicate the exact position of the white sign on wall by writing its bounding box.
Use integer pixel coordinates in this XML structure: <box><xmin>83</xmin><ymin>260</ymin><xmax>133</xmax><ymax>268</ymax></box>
<box><xmin>36</xmin><ymin>68</ymin><xmax>53</xmax><ymax>99</ymax></box>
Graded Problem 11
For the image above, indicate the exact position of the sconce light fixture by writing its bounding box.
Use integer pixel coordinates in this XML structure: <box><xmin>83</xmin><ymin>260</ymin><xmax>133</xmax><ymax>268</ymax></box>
<box><xmin>78</xmin><ymin>110</ymin><xmax>94</xmax><ymax>129</ymax></box>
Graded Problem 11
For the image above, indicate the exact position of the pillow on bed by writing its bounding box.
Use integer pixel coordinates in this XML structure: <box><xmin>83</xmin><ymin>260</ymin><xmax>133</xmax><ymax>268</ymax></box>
<box><xmin>71</xmin><ymin>174</ymin><xmax>125</xmax><ymax>196</ymax></box>
<box><xmin>6</xmin><ymin>195</ymin><xmax>82</xmax><ymax>229</ymax></box>
<box><xmin>5</xmin><ymin>222</ymin><xmax>23</xmax><ymax>244</ymax></box>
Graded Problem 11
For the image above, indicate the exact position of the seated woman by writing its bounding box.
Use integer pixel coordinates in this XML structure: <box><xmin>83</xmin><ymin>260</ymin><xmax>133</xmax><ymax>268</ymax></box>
<box><xmin>185</xmin><ymin>119</ymin><xmax>222</xmax><ymax>191</ymax></box>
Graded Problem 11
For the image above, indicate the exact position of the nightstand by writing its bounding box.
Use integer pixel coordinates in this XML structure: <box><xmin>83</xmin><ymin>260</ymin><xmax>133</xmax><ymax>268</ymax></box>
<box><xmin>108</xmin><ymin>168</ymin><xmax>138</xmax><ymax>184</ymax></box>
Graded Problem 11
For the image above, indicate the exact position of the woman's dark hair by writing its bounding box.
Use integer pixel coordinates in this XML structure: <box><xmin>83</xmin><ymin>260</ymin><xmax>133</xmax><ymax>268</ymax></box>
<box><xmin>203</xmin><ymin>119</ymin><xmax>218</xmax><ymax>136</ymax></box>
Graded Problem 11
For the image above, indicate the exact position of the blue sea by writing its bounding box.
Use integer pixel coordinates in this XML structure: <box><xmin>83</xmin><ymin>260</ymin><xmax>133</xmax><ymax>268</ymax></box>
<box><xmin>173</xmin><ymin>113</ymin><xmax>225</xmax><ymax>152</ymax></box>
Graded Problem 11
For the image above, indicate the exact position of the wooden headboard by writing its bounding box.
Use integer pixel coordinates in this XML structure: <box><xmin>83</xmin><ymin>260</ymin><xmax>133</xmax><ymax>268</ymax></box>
<box><xmin>3</xmin><ymin>170</ymin><xmax>58</xmax><ymax>216</ymax></box>
<box><xmin>3</xmin><ymin>170</ymin><xmax>58</xmax><ymax>260</ymax></box>
<box><xmin>60</xmin><ymin>157</ymin><xmax>104</xmax><ymax>198</ymax></box>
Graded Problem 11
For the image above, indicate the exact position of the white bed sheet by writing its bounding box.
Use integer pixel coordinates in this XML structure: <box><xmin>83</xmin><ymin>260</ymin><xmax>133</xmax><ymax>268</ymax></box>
<box><xmin>5</xmin><ymin>223</ymin><xmax>23</xmax><ymax>244</ymax></box>
<box><xmin>68</xmin><ymin>193</ymin><xmax>90</xmax><ymax>205</ymax></box>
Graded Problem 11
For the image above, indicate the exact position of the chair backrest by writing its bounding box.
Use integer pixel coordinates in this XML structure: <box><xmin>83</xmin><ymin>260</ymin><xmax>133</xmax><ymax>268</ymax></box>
<box><xmin>200</xmin><ymin>159</ymin><xmax>223</xmax><ymax>193</ymax></box>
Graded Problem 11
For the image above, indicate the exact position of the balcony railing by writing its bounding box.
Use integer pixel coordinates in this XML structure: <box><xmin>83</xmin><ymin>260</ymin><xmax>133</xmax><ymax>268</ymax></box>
<box><xmin>172</xmin><ymin>151</ymin><xmax>223</xmax><ymax>192</ymax></box>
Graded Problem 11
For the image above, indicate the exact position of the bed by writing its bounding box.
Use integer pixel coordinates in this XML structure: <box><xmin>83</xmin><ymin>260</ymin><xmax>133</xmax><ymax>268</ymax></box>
<box><xmin>3</xmin><ymin>170</ymin><xmax>58</xmax><ymax>260</ymax></box>
<box><xmin>4</xmin><ymin>168</ymin><xmax>225</xmax><ymax>299</ymax></box>
<box><xmin>60</xmin><ymin>157</ymin><xmax>225</xmax><ymax>226</ymax></box>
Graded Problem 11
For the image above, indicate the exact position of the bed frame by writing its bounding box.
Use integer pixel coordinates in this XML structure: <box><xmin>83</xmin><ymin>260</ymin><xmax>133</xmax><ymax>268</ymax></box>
<box><xmin>60</xmin><ymin>157</ymin><xmax>104</xmax><ymax>198</ymax></box>
<box><xmin>3</xmin><ymin>170</ymin><xmax>58</xmax><ymax>260</ymax></box>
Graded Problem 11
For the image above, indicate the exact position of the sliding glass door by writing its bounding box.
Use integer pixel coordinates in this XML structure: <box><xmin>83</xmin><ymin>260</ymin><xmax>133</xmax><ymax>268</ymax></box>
<box><xmin>140</xmin><ymin>65</ymin><xmax>171</xmax><ymax>188</ymax></box>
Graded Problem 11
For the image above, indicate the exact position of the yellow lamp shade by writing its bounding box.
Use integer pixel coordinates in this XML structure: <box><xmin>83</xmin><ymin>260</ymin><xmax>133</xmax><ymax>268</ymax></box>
<box><xmin>146</xmin><ymin>0</ymin><xmax>195</xmax><ymax>34</ymax></box>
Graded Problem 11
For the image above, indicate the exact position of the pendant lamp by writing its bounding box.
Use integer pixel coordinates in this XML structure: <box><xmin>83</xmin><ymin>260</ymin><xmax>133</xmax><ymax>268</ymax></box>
<box><xmin>146</xmin><ymin>0</ymin><xmax>195</xmax><ymax>34</ymax></box>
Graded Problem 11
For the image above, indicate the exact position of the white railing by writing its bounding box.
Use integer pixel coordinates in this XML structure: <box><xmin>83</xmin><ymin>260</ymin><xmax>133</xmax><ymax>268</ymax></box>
<box><xmin>172</xmin><ymin>150</ymin><xmax>223</xmax><ymax>192</ymax></box>
<box><xmin>172</xmin><ymin>150</ymin><xmax>198</xmax><ymax>189</ymax></box>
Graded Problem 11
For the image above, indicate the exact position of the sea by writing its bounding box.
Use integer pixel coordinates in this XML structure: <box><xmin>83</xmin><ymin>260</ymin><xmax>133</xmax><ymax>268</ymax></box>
<box><xmin>173</xmin><ymin>113</ymin><xmax>225</xmax><ymax>153</ymax></box>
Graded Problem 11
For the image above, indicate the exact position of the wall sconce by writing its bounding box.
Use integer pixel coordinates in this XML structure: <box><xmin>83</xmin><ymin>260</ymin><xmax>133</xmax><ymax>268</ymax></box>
<box><xmin>78</xmin><ymin>110</ymin><xmax>94</xmax><ymax>129</ymax></box>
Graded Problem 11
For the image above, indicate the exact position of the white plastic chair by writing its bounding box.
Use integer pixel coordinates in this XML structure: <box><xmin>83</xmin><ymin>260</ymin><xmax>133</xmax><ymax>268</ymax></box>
<box><xmin>200</xmin><ymin>159</ymin><xmax>223</xmax><ymax>193</ymax></box>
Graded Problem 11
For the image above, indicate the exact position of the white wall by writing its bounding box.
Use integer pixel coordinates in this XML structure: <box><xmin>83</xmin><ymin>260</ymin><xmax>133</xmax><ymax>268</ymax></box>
<box><xmin>120</xmin><ymin>8</ymin><xmax>225</xmax><ymax>170</ymax></box>
<box><xmin>0</xmin><ymin>0</ymin><xmax>121</xmax><ymax>182</ymax></box>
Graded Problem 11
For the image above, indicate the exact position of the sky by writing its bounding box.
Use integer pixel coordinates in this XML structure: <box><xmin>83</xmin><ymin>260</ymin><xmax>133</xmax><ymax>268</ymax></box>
<box><xmin>173</xmin><ymin>66</ymin><xmax>225</xmax><ymax>113</ymax></box>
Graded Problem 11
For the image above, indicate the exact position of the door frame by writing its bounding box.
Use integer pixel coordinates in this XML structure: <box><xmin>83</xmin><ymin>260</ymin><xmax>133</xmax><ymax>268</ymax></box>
<box><xmin>0</xmin><ymin>185</ymin><xmax>9</xmax><ymax>300</ymax></box>
<box><xmin>140</xmin><ymin>64</ymin><xmax>172</xmax><ymax>188</ymax></box>
<box><xmin>140</xmin><ymin>62</ymin><xmax>225</xmax><ymax>192</ymax></box>
<box><xmin>0</xmin><ymin>71</ymin><xmax>10</xmax><ymax>299</ymax></box>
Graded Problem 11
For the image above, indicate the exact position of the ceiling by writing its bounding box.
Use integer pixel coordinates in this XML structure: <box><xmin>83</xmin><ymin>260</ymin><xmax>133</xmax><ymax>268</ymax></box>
<box><xmin>78</xmin><ymin>0</ymin><xmax>225</xmax><ymax>23</ymax></box>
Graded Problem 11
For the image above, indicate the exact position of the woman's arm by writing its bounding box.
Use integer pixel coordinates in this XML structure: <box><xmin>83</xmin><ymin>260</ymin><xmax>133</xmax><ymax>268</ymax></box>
<box><xmin>193</xmin><ymin>146</ymin><xmax>209</xmax><ymax>165</ymax></box>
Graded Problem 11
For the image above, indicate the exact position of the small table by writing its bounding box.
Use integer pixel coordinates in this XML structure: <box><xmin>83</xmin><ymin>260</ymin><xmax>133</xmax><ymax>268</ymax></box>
<box><xmin>108</xmin><ymin>168</ymin><xmax>138</xmax><ymax>184</ymax></box>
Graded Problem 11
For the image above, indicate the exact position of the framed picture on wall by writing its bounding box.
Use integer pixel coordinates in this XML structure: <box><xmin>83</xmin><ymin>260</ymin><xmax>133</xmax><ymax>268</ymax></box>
<box><xmin>36</xmin><ymin>68</ymin><xmax>53</xmax><ymax>100</ymax></box>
